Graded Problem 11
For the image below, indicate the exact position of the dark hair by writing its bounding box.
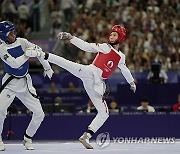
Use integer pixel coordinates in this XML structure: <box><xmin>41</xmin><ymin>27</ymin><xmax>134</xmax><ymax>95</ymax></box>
<box><xmin>141</xmin><ymin>97</ymin><xmax>149</xmax><ymax>102</ymax></box>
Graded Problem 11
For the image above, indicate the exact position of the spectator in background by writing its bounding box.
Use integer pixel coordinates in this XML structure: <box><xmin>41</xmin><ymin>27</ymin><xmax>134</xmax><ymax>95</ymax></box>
<box><xmin>60</xmin><ymin>0</ymin><xmax>77</xmax><ymax>23</ymax></box>
<box><xmin>49</xmin><ymin>3</ymin><xmax>63</xmax><ymax>39</ymax></box>
<box><xmin>137</xmin><ymin>97</ymin><xmax>155</xmax><ymax>112</ymax></box>
<box><xmin>1</xmin><ymin>0</ymin><xmax>33</xmax><ymax>38</ymax></box>
<box><xmin>48</xmin><ymin>82</ymin><xmax>60</xmax><ymax>94</ymax></box>
<box><xmin>109</xmin><ymin>100</ymin><xmax>121</xmax><ymax>113</ymax></box>
<box><xmin>68</xmin><ymin>82</ymin><xmax>75</xmax><ymax>90</ymax></box>
<box><xmin>79</xmin><ymin>99</ymin><xmax>96</xmax><ymax>113</ymax></box>
<box><xmin>170</xmin><ymin>46</ymin><xmax>180</xmax><ymax>69</ymax></box>
<box><xmin>53</xmin><ymin>96</ymin><xmax>64</xmax><ymax>113</ymax></box>
<box><xmin>50</xmin><ymin>20</ymin><xmax>62</xmax><ymax>39</ymax></box>
<box><xmin>172</xmin><ymin>94</ymin><xmax>180</xmax><ymax>112</ymax></box>
<box><xmin>53</xmin><ymin>96</ymin><xmax>62</xmax><ymax>106</ymax></box>
<box><xmin>147</xmin><ymin>61</ymin><xmax>168</xmax><ymax>84</ymax></box>
<box><xmin>67</xmin><ymin>81</ymin><xmax>81</xmax><ymax>93</ymax></box>
<box><xmin>1</xmin><ymin>0</ymin><xmax>17</xmax><ymax>21</ymax></box>
<box><xmin>53</xmin><ymin>96</ymin><xmax>74</xmax><ymax>113</ymax></box>
<box><xmin>61</xmin><ymin>81</ymin><xmax>82</xmax><ymax>93</ymax></box>
<box><xmin>48</xmin><ymin>0</ymin><xmax>57</xmax><ymax>13</ymax></box>
<box><xmin>17</xmin><ymin>2</ymin><xmax>32</xmax><ymax>37</ymax></box>
<box><xmin>17</xmin><ymin>2</ymin><xmax>29</xmax><ymax>24</ymax></box>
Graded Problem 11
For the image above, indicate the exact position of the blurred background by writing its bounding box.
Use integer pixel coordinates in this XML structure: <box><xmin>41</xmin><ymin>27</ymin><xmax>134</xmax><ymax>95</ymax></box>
<box><xmin>0</xmin><ymin>0</ymin><xmax>180</xmax><ymax>140</ymax></box>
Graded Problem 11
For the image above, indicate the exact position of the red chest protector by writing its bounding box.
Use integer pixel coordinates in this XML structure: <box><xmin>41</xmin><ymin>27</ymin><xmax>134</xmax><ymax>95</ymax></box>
<box><xmin>92</xmin><ymin>49</ymin><xmax>121</xmax><ymax>78</ymax></box>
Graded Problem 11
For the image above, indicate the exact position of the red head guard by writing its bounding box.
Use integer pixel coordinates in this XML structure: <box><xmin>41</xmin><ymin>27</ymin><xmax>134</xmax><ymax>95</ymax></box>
<box><xmin>109</xmin><ymin>25</ymin><xmax>126</xmax><ymax>44</ymax></box>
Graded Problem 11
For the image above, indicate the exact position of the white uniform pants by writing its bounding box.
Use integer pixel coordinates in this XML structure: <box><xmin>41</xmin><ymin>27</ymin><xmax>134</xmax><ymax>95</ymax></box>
<box><xmin>0</xmin><ymin>74</ymin><xmax>45</xmax><ymax>138</ymax></box>
<box><xmin>48</xmin><ymin>53</ymin><xmax>109</xmax><ymax>132</ymax></box>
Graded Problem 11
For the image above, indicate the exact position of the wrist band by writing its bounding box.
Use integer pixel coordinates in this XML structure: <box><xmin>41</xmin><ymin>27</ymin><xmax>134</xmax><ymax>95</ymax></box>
<box><xmin>44</xmin><ymin>53</ymin><xmax>49</xmax><ymax>60</ymax></box>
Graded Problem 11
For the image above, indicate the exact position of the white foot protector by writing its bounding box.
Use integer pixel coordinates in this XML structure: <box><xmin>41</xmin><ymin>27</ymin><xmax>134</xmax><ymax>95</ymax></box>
<box><xmin>79</xmin><ymin>132</ymin><xmax>93</xmax><ymax>149</ymax></box>
<box><xmin>0</xmin><ymin>140</ymin><xmax>5</xmax><ymax>151</ymax></box>
<box><xmin>23</xmin><ymin>136</ymin><xmax>34</xmax><ymax>150</ymax></box>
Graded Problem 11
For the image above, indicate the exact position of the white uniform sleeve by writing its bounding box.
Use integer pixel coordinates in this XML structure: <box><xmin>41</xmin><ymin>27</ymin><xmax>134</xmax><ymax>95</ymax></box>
<box><xmin>19</xmin><ymin>38</ymin><xmax>35</xmax><ymax>49</ymax></box>
<box><xmin>21</xmin><ymin>38</ymin><xmax>52</xmax><ymax>70</ymax></box>
<box><xmin>37</xmin><ymin>57</ymin><xmax>52</xmax><ymax>70</ymax></box>
<box><xmin>118</xmin><ymin>53</ymin><xmax>134</xmax><ymax>84</ymax></box>
<box><xmin>0</xmin><ymin>46</ymin><xmax>28</xmax><ymax>68</ymax></box>
<box><xmin>70</xmin><ymin>36</ymin><xmax>109</xmax><ymax>53</ymax></box>
<box><xmin>160</xmin><ymin>70</ymin><xmax>168</xmax><ymax>80</ymax></box>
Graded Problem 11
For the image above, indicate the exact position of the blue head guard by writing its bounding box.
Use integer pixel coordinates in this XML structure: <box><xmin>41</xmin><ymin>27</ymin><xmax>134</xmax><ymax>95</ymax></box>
<box><xmin>0</xmin><ymin>21</ymin><xmax>15</xmax><ymax>44</ymax></box>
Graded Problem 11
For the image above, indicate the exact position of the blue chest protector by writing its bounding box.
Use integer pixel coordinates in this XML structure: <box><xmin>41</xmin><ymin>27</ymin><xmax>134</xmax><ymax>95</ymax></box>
<box><xmin>3</xmin><ymin>45</ymin><xmax>29</xmax><ymax>77</ymax></box>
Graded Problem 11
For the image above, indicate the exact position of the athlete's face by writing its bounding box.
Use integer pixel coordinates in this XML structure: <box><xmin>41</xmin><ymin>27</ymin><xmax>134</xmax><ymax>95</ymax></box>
<box><xmin>7</xmin><ymin>31</ymin><xmax>16</xmax><ymax>43</ymax></box>
<box><xmin>109</xmin><ymin>32</ymin><xmax>119</xmax><ymax>43</ymax></box>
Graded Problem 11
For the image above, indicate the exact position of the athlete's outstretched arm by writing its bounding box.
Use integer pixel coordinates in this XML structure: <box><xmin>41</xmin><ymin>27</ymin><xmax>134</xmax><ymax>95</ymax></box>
<box><xmin>70</xmin><ymin>36</ymin><xmax>100</xmax><ymax>53</ymax></box>
<box><xmin>57</xmin><ymin>32</ymin><xmax>102</xmax><ymax>53</ymax></box>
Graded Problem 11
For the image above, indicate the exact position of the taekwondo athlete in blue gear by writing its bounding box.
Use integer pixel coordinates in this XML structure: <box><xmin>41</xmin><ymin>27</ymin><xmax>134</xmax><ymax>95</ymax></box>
<box><xmin>0</xmin><ymin>21</ymin><xmax>54</xmax><ymax>151</ymax></box>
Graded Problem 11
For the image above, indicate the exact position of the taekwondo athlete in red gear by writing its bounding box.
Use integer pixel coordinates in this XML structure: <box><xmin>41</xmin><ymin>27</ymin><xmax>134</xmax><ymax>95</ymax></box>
<box><xmin>25</xmin><ymin>25</ymin><xmax>136</xmax><ymax>149</ymax></box>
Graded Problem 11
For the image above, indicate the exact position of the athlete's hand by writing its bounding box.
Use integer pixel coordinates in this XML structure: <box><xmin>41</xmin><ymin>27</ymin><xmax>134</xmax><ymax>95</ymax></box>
<box><xmin>130</xmin><ymin>82</ymin><xmax>136</xmax><ymax>93</ymax></box>
<box><xmin>44</xmin><ymin>68</ymin><xmax>54</xmax><ymax>80</ymax></box>
<box><xmin>57</xmin><ymin>32</ymin><xmax>73</xmax><ymax>40</ymax></box>
<box><xmin>25</xmin><ymin>45</ymin><xmax>43</xmax><ymax>57</ymax></box>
